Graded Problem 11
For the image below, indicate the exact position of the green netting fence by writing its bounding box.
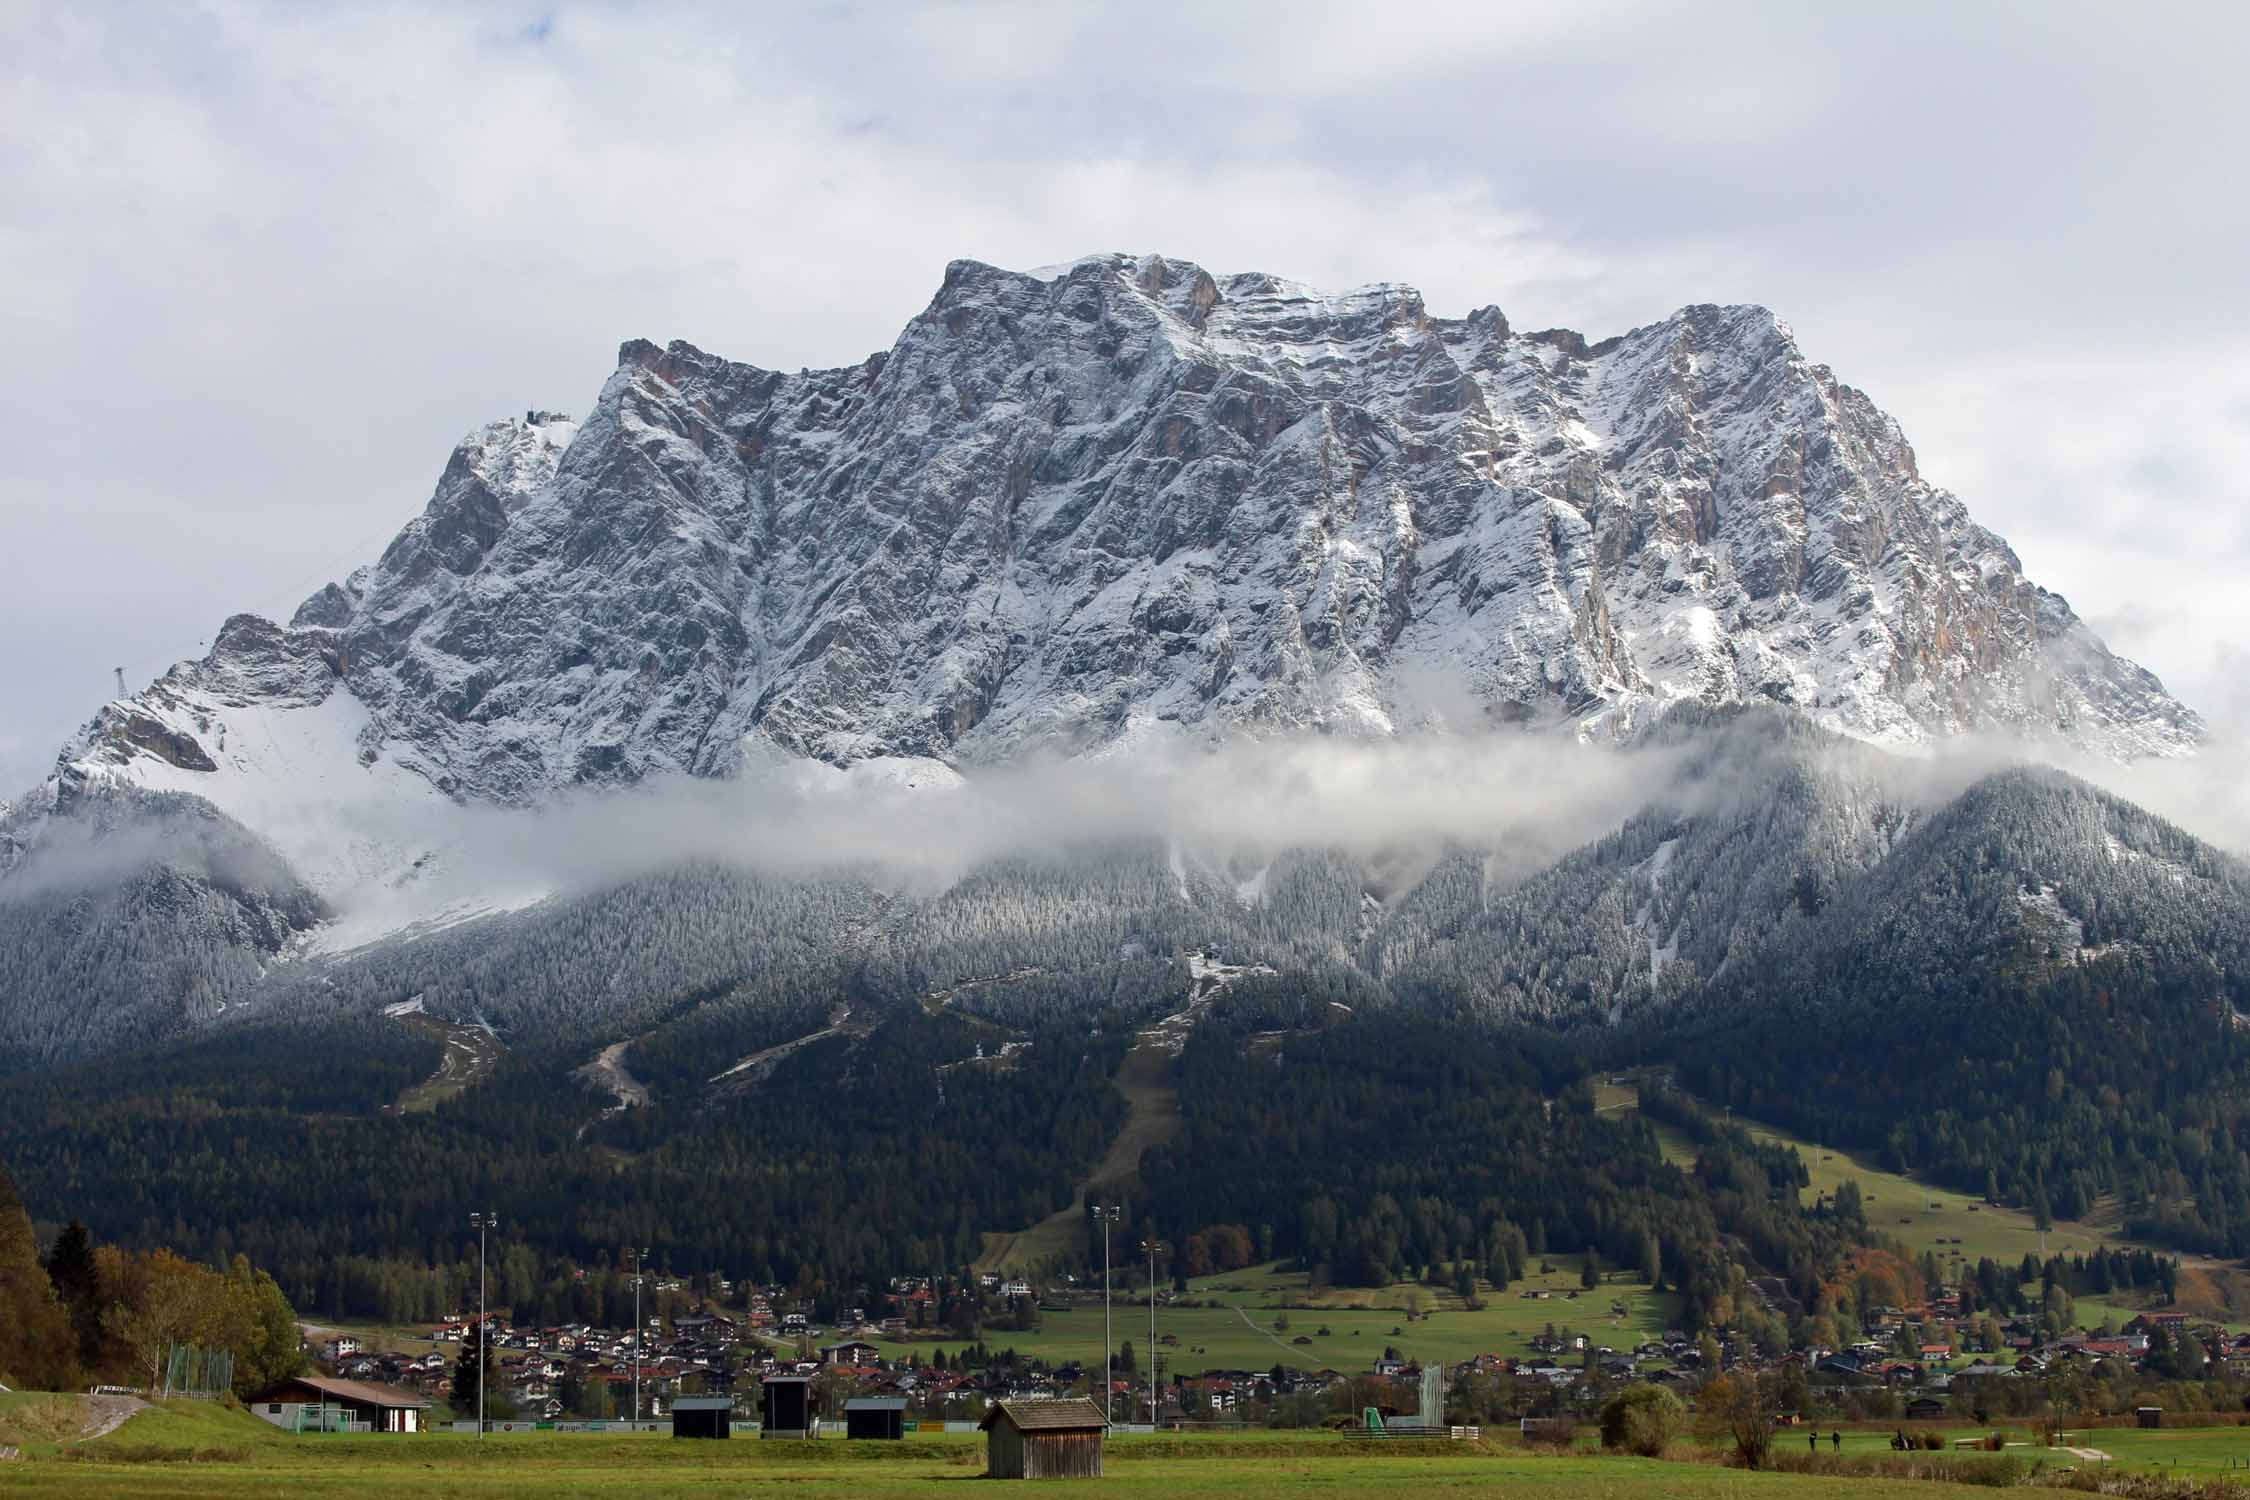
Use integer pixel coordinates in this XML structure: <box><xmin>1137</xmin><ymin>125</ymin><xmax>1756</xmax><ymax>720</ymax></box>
<box><xmin>162</xmin><ymin>1343</ymin><xmax>235</xmax><ymax>1399</ymax></box>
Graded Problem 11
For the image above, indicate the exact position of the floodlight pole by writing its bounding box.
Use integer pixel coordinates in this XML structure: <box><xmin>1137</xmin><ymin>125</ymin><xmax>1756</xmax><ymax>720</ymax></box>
<box><xmin>628</xmin><ymin>1247</ymin><xmax>650</xmax><ymax>1425</ymax></box>
<box><xmin>470</xmin><ymin>1212</ymin><xmax>495</xmax><ymax>1438</ymax></box>
<box><xmin>1142</xmin><ymin>1239</ymin><xmax>1165</xmax><ymax>1428</ymax></box>
<box><xmin>1093</xmin><ymin>1207</ymin><xmax>1120</xmax><ymax>1424</ymax></box>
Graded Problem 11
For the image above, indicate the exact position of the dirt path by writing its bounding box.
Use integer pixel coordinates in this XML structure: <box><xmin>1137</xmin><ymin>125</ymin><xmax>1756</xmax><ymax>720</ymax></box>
<box><xmin>79</xmin><ymin>1394</ymin><xmax>146</xmax><ymax>1440</ymax></box>
<box><xmin>574</xmin><ymin>1039</ymin><xmax>652</xmax><ymax>1142</ymax></box>
<box><xmin>709</xmin><ymin>1005</ymin><xmax>852</xmax><ymax>1087</ymax></box>
<box><xmin>1224</xmin><ymin>1302</ymin><xmax>1306</xmax><ymax>1363</ymax></box>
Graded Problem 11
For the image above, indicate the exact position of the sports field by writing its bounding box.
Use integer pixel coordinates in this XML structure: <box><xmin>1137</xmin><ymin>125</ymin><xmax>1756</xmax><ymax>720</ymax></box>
<box><xmin>5</xmin><ymin>1396</ymin><xmax>2215</xmax><ymax>1500</ymax></box>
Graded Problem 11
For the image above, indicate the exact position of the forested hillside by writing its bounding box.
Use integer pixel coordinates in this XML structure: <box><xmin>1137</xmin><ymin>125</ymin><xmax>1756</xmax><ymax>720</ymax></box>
<box><xmin>1674</xmin><ymin>769</ymin><xmax>2250</xmax><ymax>1255</ymax></box>
<box><xmin>4</xmin><ymin>712</ymin><xmax>2248</xmax><ymax>1318</ymax></box>
<box><xmin>0</xmin><ymin>787</ymin><xmax>325</xmax><ymax>1070</ymax></box>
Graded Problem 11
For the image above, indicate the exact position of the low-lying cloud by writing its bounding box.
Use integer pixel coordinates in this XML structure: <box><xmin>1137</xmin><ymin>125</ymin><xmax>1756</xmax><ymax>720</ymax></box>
<box><xmin>409</xmin><ymin>731</ymin><xmax>1691</xmax><ymax>904</ymax></box>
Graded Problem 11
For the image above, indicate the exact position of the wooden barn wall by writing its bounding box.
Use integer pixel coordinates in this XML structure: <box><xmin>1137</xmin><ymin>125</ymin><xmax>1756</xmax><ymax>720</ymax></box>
<box><xmin>988</xmin><ymin>1421</ymin><xmax>1024</xmax><ymax>1478</ymax></box>
<box><xmin>1025</xmin><ymin>1431</ymin><xmax>1103</xmax><ymax>1479</ymax></box>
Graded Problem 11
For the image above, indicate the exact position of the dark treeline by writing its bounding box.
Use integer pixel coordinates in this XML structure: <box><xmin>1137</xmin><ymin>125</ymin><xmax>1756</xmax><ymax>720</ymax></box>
<box><xmin>0</xmin><ymin>997</ymin><xmax>1126</xmax><ymax>1321</ymax></box>
<box><xmin>1</xmin><ymin>980</ymin><xmax>1890</xmax><ymax>1339</ymax></box>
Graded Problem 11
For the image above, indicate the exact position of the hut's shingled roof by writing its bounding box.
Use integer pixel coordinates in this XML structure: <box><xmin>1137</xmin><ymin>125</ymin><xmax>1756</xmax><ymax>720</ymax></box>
<box><xmin>980</xmin><ymin>1397</ymin><xmax>1106</xmax><ymax>1432</ymax></box>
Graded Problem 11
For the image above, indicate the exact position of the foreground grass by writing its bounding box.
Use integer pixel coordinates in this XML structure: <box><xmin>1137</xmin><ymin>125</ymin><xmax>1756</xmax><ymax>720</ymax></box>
<box><xmin>0</xmin><ymin>1391</ymin><xmax>90</xmax><ymax>1450</ymax></box>
<box><xmin>2080</xmin><ymin>1426</ymin><xmax>2250</xmax><ymax>1474</ymax></box>
<box><xmin>0</xmin><ymin>1409</ymin><xmax>2053</xmax><ymax>1500</ymax></box>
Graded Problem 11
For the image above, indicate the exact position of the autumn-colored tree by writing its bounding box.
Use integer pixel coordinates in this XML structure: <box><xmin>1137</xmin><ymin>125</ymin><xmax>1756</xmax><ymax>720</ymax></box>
<box><xmin>1207</xmin><ymin>1224</ymin><xmax>1255</xmax><ymax>1271</ymax></box>
<box><xmin>0</xmin><ymin>1163</ymin><xmax>77</xmax><ymax>1389</ymax></box>
<box><xmin>1695</xmin><ymin>1371</ymin><xmax>1777</xmax><ymax>1468</ymax></box>
<box><xmin>102</xmin><ymin>1250</ymin><xmax>219</xmax><ymax>1394</ymax></box>
<box><xmin>223</xmin><ymin>1254</ymin><xmax>307</xmax><ymax>1397</ymax></box>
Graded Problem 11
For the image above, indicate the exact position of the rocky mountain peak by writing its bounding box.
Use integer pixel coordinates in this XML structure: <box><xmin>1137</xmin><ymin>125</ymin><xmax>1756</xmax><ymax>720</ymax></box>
<box><xmin>37</xmin><ymin>254</ymin><xmax>2202</xmax><ymax>827</ymax></box>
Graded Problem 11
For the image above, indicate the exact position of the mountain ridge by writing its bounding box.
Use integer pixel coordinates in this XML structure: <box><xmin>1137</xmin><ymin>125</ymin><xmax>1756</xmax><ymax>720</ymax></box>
<box><xmin>0</xmin><ymin>253</ymin><xmax>2220</xmax><ymax>1071</ymax></box>
<box><xmin>35</xmin><ymin>252</ymin><xmax>2199</xmax><ymax>831</ymax></box>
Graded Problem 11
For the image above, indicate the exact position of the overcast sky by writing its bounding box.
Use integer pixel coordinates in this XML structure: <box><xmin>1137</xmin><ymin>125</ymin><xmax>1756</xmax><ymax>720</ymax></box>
<box><xmin>2</xmin><ymin>0</ymin><xmax>2244</xmax><ymax>793</ymax></box>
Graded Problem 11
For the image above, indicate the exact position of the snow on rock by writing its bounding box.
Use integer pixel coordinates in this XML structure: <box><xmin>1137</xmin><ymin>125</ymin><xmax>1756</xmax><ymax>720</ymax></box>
<box><xmin>15</xmin><ymin>255</ymin><xmax>2203</xmax><ymax>953</ymax></box>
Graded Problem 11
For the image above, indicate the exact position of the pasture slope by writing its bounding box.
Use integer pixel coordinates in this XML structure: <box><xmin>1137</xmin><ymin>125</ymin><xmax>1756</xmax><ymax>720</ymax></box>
<box><xmin>876</xmin><ymin>1254</ymin><xmax>1677</xmax><ymax>1374</ymax></box>
<box><xmin>13</xmin><ymin>1398</ymin><xmax>2240</xmax><ymax>1500</ymax></box>
<box><xmin>1599</xmin><ymin>1079</ymin><xmax>2250</xmax><ymax>1327</ymax></box>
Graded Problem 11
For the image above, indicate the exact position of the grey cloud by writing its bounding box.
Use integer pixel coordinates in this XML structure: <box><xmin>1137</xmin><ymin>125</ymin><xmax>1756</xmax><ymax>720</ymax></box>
<box><xmin>334</xmin><ymin>732</ymin><xmax>1692</xmax><ymax>927</ymax></box>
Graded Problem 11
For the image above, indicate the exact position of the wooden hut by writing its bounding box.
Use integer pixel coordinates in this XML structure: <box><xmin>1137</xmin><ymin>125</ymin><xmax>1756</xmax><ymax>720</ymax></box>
<box><xmin>672</xmin><ymin>1396</ymin><xmax>735</xmax><ymax>1439</ymax></box>
<box><xmin>980</xmin><ymin>1398</ymin><xmax>1106</xmax><ymax>1479</ymax></box>
<box><xmin>761</xmin><ymin>1374</ymin><xmax>814</xmax><ymax>1438</ymax></box>
<box><xmin>844</xmin><ymin>1396</ymin><xmax>906</xmax><ymax>1440</ymax></box>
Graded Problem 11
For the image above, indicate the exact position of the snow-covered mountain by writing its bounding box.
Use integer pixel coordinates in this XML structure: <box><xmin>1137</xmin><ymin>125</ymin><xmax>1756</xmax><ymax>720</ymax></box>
<box><xmin>45</xmin><ymin>254</ymin><xmax>2199</xmax><ymax>828</ymax></box>
<box><xmin>0</xmin><ymin>254</ymin><xmax>2215</xmax><ymax>1066</ymax></box>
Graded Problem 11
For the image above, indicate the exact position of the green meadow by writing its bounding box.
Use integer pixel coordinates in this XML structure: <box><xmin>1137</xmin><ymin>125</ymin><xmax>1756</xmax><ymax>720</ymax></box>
<box><xmin>9</xmin><ymin>1397</ymin><xmax>2221</xmax><ymax>1500</ymax></box>
<box><xmin>870</xmin><ymin>1255</ymin><xmax>1678</xmax><ymax>1374</ymax></box>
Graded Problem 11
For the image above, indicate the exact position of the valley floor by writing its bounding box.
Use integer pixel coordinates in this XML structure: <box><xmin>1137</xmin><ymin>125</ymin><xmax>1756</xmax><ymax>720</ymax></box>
<box><xmin>4</xmin><ymin>1399</ymin><xmax>2208</xmax><ymax>1500</ymax></box>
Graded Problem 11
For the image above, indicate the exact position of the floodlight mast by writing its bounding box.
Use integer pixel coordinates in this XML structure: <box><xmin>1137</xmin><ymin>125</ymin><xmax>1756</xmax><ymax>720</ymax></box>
<box><xmin>1092</xmin><ymin>1207</ymin><xmax>1121</xmax><ymax>1424</ymax></box>
<box><xmin>626</xmin><ymin>1247</ymin><xmax>650</xmax><ymax>1423</ymax></box>
<box><xmin>1141</xmin><ymin>1239</ymin><xmax>1166</xmax><ymax>1427</ymax></box>
<box><xmin>469</xmin><ymin>1212</ymin><xmax>495</xmax><ymax>1438</ymax></box>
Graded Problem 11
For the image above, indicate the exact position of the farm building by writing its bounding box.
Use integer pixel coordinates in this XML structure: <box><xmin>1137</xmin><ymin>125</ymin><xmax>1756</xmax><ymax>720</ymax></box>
<box><xmin>252</xmin><ymin>1375</ymin><xmax>429</xmax><ymax>1433</ymax></box>
<box><xmin>980</xmin><ymin>1397</ymin><xmax>1105</xmax><ymax>1479</ymax></box>
<box><xmin>845</xmin><ymin>1397</ymin><xmax>906</xmax><ymax>1440</ymax></box>
<box><xmin>672</xmin><ymin>1396</ymin><xmax>735</xmax><ymax>1439</ymax></box>
<box><xmin>761</xmin><ymin>1373</ymin><xmax>813</xmax><ymax>1438</ymax></box>
<box><xmin>1904</xmin><ymin>1397</ymin><xmax>1946</xmax><ymax>1421</ymax></box>
<box><xmin>2138</xmin><ymin>1407</ymin><xmax>2164</xmax><ymax>1429</ymax></box>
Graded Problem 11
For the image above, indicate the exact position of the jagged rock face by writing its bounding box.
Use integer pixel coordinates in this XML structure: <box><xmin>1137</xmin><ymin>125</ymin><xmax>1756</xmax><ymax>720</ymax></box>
<box><xmin>62</xmin><ymin>254</ymin><xmax>2200</xmax><ymax>809</ymax></box>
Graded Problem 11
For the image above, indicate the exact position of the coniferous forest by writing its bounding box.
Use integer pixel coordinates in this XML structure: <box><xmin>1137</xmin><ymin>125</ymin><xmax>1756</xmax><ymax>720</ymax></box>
<box><xmin>4</xmin><ymin>717</ymin><xmax>2250</xmax><ymax>1326</ymax></box>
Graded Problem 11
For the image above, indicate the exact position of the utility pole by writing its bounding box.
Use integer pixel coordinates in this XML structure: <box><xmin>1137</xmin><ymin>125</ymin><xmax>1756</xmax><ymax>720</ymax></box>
<box><xmin>469</xmin><ymin>1211</ymin><xmax>495</xmax><ymax>1438</ymax></box>
<box><xmin>1141</xmin><ymin>1239</ymin><xmax>1165</xmax><ymax>1428</ymax></box>
<box><xmin>627</xmin><ymin>1247</ymin><xmax>650</xmax><ymax>1425</ymax></box>
<box><xmin>1092</xmin><ymin>1206</ymin><xmax>1120</xmax><ymax>1424</ymax></box>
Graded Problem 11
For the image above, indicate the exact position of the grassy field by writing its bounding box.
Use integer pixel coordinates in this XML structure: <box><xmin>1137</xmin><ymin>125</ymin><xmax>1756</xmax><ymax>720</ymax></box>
<box><xmin>1600</xmin><ymin>1078</ymin><xmax>2250</xmax><ymax>1324</ymax></box>
<box><xmin>0</xmin><ymin>1399</ymin><xmax>2113</xmax><ymax>1500</ymax></box>
<box><xmin>873</xmin><ymin>1255</ymin><xmax>1677</xmax><ymax>1375</ymax></box>
<box><xmin>0</xmin><ymin>1391</ymin><xmax>94</xmax><ymax>1448</ymax></box>
<box><xmin>1790</xmin><ymin>1422</ymin><xmax>2250</xmax><ymax>1476</ymax></box>
<box><xmin>2087</xmin><ymin>1424</ymin><xmax>2250</xmax><ymax>1474</ymax></box>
